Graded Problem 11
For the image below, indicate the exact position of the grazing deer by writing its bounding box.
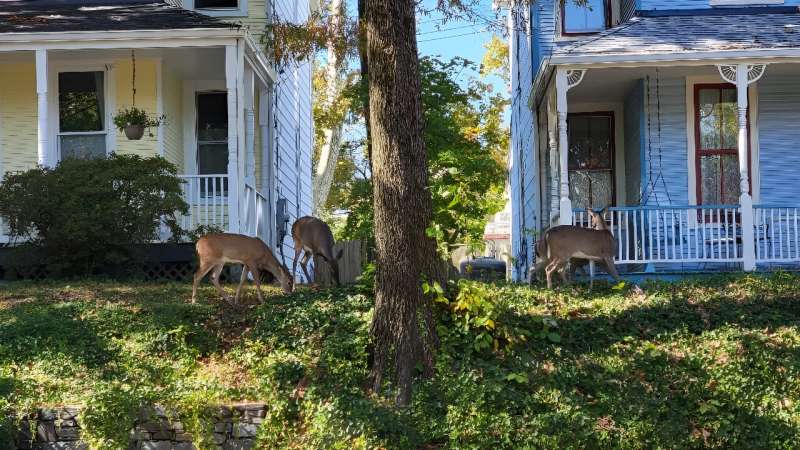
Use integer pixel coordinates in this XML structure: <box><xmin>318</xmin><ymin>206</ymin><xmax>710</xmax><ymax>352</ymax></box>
<box><xmin>544</xmin><ymin>208</ymin><xmax>621</xmax><ymax>289</ymax></box>
<box><xmin>192</xmin><ymin>233</ymin><xmax>293</xmax><ymax>304</ymax></box>
<box><xmin>291</xmin><ymin>216</ymin><xmax>343</xmax><ymax>286</ymax></box>
<box><xmin>530</xmin><ymin>229</ymin><xmax>590</xmax><ymax>285</ymax></box>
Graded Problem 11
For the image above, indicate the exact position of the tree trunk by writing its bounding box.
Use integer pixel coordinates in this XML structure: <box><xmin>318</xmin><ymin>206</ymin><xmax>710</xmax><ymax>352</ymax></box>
<box><xmin>364</xmin><ymin>0</ymin><xmax>438</xmax><ymax>407</ymax></box>
<box><xmin>312</xmin><ymin>0</ymin><xmax>345</xmax><ymax>215</ymax></box>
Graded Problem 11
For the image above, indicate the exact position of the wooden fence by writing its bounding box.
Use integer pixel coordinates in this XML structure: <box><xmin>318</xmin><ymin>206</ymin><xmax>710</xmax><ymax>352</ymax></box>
<box><xmin>313</xmin><ymin>240</ymin><xmax>369</xmax><ymax>286</ymax></box>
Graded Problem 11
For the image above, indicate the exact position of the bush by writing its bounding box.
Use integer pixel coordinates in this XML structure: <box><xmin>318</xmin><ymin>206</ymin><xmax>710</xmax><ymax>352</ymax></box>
<box><xmin>0</xmin><ymin>154</ymin><xmax>188</xmax><ymax>276</ymax></box>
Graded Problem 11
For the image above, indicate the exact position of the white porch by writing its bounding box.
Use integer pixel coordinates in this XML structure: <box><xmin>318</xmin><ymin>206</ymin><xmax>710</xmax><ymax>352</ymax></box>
<box><xmin>537</xmin><ymin>61</ymin><xmax>800</xmax><ymax>271</ymax></box>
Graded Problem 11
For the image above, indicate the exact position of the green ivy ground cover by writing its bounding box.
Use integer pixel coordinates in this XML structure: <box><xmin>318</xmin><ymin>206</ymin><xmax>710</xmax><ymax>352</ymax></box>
<box><xmin>1</xmin><ymin>274</ymin><xmax>799</xmax><ymax>449</ymax></box>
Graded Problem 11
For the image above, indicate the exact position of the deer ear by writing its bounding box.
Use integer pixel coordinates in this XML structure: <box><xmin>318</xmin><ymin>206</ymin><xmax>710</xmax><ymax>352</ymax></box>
<box><xmin>586</xmin><ymin>207</ymin><xmax>593</xmax><ymax>215</ymax></box>
<box><xmin>601</xmin><ymin>206</ymin><xmax>609</xmax><ymax>216</ymax></box>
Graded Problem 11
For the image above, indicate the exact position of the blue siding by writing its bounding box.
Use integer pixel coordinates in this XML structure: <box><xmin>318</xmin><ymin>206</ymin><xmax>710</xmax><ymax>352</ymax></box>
<box><xmin>624</xmin><ymin>79</ymin><xmax>644</xmax><ymax>206</ymax></box>
<box><xmin>532</xmin><ymin>0</ymin><xmax>556</xmax><ymax>75</ymax></box>
<box><xmin>757</xmin><ymin>75</ymin><xmax>800</xmax><ymax>204</ymax></box>
<box><xmin>638</xmin><ymin>0</ymin><xmax>800</xmax><ymax>10</ymax></box>
<box><xmin>510</xmin><ymin>6</ymin><xmax>538</xmax><ymax>280</ymax></box>
<box><xmin>641</xmin><ymin>76</ymin><xmax>688</xmax><ymax>206</ymax></box>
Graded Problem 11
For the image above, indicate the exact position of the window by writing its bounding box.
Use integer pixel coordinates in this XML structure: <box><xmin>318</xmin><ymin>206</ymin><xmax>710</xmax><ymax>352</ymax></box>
<box><xmin>694</xmin><ymin>84</ymin><xmax>748</xmax><ymax>205</ymax></box>
<box><xmin>568</xmin><ymin>112</ymin><xmax>614</xmax><ymax>209</ymax></box>
<box><xmin>562</xmin><ymin>0</ymin><xmax>609</xmax><ymax>34</ymax></box>
<box><xmin>195</xmin><ymin>0</ymin><xmax>238</xmax><ymax>8</ymax></box>
<box><xmin>58</xmin><ymin>71</ymin><xmax>107</xmax><ymax>160</ymax></box>
<box><xmin>196</xmin><ymin>92</ymin><xmax>229</xmax><ymax>194</ymax></box>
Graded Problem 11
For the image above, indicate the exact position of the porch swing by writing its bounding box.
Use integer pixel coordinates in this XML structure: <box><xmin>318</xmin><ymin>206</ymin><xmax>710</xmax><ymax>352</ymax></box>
<box><xmin>112</xmin><ymin>50</ymin><xmax>165</xmax><ymax>140</ymax></box>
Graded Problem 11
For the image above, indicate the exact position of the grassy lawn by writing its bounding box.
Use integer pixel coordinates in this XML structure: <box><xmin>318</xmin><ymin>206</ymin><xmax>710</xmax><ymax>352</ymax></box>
<box><xmin>1</xmin><ymin>274</ymin><xmax>800</xmax><ymax>448</ymax></box>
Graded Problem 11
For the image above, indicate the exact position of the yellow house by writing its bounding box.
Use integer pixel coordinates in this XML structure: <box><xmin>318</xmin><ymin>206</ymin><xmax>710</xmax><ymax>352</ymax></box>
<box><xmin>0</xmin><ymin>0</ymin><xmax>315</xmax><ymax>256</ymax></box>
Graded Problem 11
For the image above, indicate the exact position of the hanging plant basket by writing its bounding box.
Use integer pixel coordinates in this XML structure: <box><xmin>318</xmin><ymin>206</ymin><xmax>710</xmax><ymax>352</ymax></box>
<box><xmin>123</xmin><ymin>124</ymin><xmax>145</xmax><ymax>140</ymax></box>
<box><xmin>113</xmin><ymin>107</ymin><xmax>165</xmax><ymax>141</ymax></box>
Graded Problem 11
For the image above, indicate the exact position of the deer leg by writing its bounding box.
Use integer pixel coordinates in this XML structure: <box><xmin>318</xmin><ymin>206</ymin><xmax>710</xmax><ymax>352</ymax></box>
<box><xmin>291</xmin><ymin>246</ymin><xmax>302</xmax><ymax>284</ymax></box>
<box><xmin>545</xmin><ymin>259</ymin><xmax>561</xmax><ymax>289</ymax></box>
<box><xmin>299</xmin><ymin>252</ymin><xmax>312</xmax><ymax>285</ymax></box>
<box><xmin>251</xmin><ymin>266</ymin><xmax>264</xmax><ymax>302</ymax></box>
<box><xmin>559</xmin><ymin>262</ymin><xmax>570</xmax><ymax>285</ymax></box>
<box><xmin>191</xmin><ymin>261</ymin><xmax>215</xmax><ymax>304</ymax></box>
<box><xmin>210</xmin><ymin>263</ymin><xmax>230</xmax><ymax>302</ymax></box>
<box><xmin>234</xmin><ymin>264</ymin><xmax>249</xmax><ymax>304</ymax></box>
<box><xmin>603</xmin><ymin>257</ymin><xmax>622</xmax><ymax>282</ymax></box>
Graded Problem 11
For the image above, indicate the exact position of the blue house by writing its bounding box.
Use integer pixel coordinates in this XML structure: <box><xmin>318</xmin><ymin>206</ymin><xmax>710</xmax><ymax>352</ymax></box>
<box><xmin>505</xmin><ymin>0</ymin><xmax>800</xmax><ymax>280</ymax></box>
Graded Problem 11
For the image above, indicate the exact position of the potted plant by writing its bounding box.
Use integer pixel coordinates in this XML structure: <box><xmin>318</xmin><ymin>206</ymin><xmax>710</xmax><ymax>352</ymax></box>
<box><xmin>113</xmin><ymin>107</ymin><xmax>165</xmax><ymax>140</ymax></box>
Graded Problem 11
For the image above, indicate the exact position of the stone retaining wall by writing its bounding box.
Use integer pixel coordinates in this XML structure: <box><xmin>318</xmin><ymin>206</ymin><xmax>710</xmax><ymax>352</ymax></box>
<box><xmin>6</xmin><ymin>404</ymin><xmax>265</xmax><ymax>450</ymax></box>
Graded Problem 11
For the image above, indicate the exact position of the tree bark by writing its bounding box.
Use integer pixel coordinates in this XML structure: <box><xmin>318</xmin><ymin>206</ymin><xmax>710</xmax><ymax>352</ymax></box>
<box><xmin>364</xmin><ymin>0</ymin><xmax>438</xmax><ymax>407</ymax></box>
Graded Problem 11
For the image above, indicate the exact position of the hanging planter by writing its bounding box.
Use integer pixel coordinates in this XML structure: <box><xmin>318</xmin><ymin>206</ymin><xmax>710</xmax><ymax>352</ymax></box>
<box><xmin>112</xmin><ymin>50</ymin><xmax>166</xmax><ymax>141</ymax></box>
<box><xmin>113</xmin><ymin>107</ymin><xmax>165</xmax><ymax>141</ymax></box>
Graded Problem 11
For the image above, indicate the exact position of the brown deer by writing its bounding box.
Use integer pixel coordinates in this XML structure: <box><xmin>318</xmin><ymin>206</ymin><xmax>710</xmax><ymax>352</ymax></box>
<box><xmin>291</xmin><ymin>216</ymin><xmax>343</xmax><ymax>286</ymax></box>
<box><xmin>530</xmin><ymin>229</ymin><xmax>589</xmax><ymax>284</ymax></box>
<box><xmin>544</xmin><ymin>208</ymin><xmax>621</xmax><ymax>289</ymax></box>
<box><xmin>191</xmin><ymin>233</ymin><xmax>293</xmax><ymax>304</ymax></box>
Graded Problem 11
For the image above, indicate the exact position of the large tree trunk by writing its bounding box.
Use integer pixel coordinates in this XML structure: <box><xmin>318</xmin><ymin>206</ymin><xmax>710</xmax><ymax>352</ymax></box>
<box><xmin>364</xmin><ymin>0</ymin><xmax>438</xmax><ymax>407</ymax></box>
<box><xmin>311</xmin><ymin>0</ymin><xmax>345</xmax><ymax>215</ymax></box>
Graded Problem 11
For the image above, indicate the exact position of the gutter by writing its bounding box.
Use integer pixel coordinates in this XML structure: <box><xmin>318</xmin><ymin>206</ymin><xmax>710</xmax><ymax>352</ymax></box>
<box><xmin>550</xmin><ymin>47</ymin><xmax>800</xmax><ymax>67</ymax></box>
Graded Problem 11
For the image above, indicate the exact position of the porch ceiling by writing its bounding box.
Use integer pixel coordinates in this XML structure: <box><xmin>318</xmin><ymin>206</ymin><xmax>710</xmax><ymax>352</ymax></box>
<box><xmin>566</xmin><ymin>63</ymin><xmax>800</xmax><ymax>103</ymax></box>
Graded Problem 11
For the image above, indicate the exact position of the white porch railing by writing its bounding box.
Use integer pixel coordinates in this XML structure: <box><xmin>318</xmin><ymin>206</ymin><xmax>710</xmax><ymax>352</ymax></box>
<box><xmin>178</xmin><ymin>175</ymin><xmax>230</xmax><ymax>232</ymax></box>
<box><xmin>243</xmin><ymin>183</ymin><xmax>270</xmax><ymax>243</ymax></box>
<box><xmin>572</xmin><ymin>205</ymin><xmax>744</xmax><ymax>265</ymax></box>
<box><xmin>754</xmin><ymin>205</ymin><xmax>800</xmax><ymax>263</ymax></box>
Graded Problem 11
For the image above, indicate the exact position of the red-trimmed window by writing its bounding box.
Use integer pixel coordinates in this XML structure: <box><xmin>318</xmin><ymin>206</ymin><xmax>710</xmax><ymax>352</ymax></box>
<box><xmin>694</xmin><ymin>84</ymin><xmax>749</xmax><ymax>205</ymax></box>
<box><xmin>568</xmin><ymin>112</ymin><xmax>615</xmax><ymax>209</ymax></box>
<box><xmin>562</xmin><ymin>0</ymin><xmax>609</xmax><ymax>35</ymax></box>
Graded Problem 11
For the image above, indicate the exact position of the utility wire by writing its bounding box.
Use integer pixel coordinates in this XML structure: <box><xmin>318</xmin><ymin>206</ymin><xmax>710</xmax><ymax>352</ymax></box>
<box><xmin>418</xmin><ymin>29</ymin><xmax>490</xmax><ymax>43</ymax></box>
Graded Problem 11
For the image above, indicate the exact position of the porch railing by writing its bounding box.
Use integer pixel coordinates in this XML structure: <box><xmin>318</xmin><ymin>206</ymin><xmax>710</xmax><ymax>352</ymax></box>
<box><xmin>572</xmin><ymin>205</ymin><xmax>744</xmax><ymax>265</ymax></box>
<box><xmin>754</xmin><ymin>205</ymin><xmax>800</xmax><ymax>263</ymax></box>
<box><xmin>178</xmin><ymin>175</ymin><xmax>230</xmax><ymax>233</ymax></box>
<box><xmin>243</xmin><ymin>183</ymin><xmax>269</xmax><ymax>243</ymax></box>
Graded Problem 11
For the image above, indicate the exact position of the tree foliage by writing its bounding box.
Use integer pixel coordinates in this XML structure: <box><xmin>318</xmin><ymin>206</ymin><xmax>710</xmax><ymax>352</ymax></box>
<box><xmin>335</xmin><ymin>56</ymin><xmax>508</xmax><ymax>255</ymax></box>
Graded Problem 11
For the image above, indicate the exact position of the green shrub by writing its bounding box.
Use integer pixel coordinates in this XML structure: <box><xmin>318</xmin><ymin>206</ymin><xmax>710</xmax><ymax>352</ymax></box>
<box><xmin>0</xmin><ymin>154</ymin><xmax>188</xmax><ymax>276</ymax></box>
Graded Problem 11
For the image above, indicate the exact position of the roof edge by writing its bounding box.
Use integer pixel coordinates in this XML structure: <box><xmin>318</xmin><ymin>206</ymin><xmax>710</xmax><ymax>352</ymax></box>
<box><xmin>638</xmin><ymin>6</ymin><xmax>800</xmax><ymax>17</ymax></box>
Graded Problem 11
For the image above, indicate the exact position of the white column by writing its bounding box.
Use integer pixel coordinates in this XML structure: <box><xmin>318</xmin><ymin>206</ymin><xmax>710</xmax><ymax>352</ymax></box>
<box><xmin>225</xmin><ymin>43</ymin><xmax>241</xmax><ymax>233</ymax></box>
<box><xmin>258</xmin><ymin>86</ymin><xmax>274</xmax><ymax>245</ymax></box>
<box><xmin>35</xmin><ymin>49</ymin><xmax>49</xmax><ymax>167</ymax></box>
<box><xmin>736</xmin><ymin>63</ymin><xmax>756</xmax><ymax>271</ymax></box>
<box><xmin>244</xmin><ymin>65</ymin><xmax>256</xmax><ymax>186</ymax></box>
<box><xmin>555</xmin><ymin>68</ymin><xmax>572</xmax><ymax>226</ymax></box>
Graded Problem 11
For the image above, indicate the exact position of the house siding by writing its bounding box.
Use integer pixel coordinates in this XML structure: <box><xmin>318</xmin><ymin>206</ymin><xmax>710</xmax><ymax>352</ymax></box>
<box><xmin>641</xmin><ymin>75</ymin><xmax>688</xmax><ymax>206</ymax></box>
<box><xmin>757</xmin><ymin>74</ymin><xmax>800</xmax><ymax>205</ymax></box>
<box><xmin>623</xmin><ymin>79</ymin><xmax>644</xmax><ymax>206</ymax></box>
<box><xmin>532</xmin><ymin>0</ymin><xmax>557</xmax><ymax>76</ymax></box>
<box><xmin>273</xmin><ymin>0</ymin><xmax>314</xmax><ymax>267</ymax></box>
<box><xmin>114</xmin><ymin>58</ymin><xmax>159</xmax><ymax>158</ymax></box>
<box><xmin>0</xmin><ymin>63</ymin><xmax>37</xmax><ymax>175</ymax></box>
<box><xmin>510</xmin><ymin>6</ymin><xmax>538</xmax><ymax>281</ymax></box>
<box><xmin>162</xmin><ymin>65</ymin><xmax>184</xmax><ymax>172</ymax></box>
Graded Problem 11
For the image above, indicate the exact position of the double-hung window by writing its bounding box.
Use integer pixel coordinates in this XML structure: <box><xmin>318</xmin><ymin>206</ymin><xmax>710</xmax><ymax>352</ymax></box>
<box><xmin>694</xmin><ymin>84</ymin><xmax>748</xmax><ymax>205</ymax></box>
<box><xmin>58</xmin><ymin>71</ymin><xmax>107</xmax><ymax>160</ymax></box>
<box><xmin>562</xmin><ymin>0</ymin><xmax>609</xmax><ymax>35</ymax></box>
<box><xmin>196</xmin><ymin>92</ymin><xmax>229</xmax><ymax>196</ymax></box>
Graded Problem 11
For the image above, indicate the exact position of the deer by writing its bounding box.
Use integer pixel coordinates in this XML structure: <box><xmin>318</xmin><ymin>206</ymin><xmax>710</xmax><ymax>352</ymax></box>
<box><xmin>529</xmin><ymin>234</ymin><xmax>589</xmax><ymax>285</ymax></box>
<box><xmin>191</xmin><ymin>233</ymin><xmax>294</xmax><ymax>304</ymax></box>
<box><xmin>291</xmin><ymin>216</ymin><xmax>343</xmax><ymax>286</ymax></box>
<box><xmin>543</xmin><ymin>207</ymin><xmax>621</xmax><ymax>289</ymax></box>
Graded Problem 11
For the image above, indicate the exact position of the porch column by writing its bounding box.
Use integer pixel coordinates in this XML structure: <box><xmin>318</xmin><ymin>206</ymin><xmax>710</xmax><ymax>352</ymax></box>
<box><xmin>735</xmin><ymin>64</ymin><xmax>755</xmax><ymax>271</ymax></box>
<box><xmin>35</xmin><ymin>49</ymin><xmax>49</xmax><ymax>167</ymax></box>
<box><xmin>244</xmin><ymin>65</ymin><xmax>256</xmax><ymax>186</ymax></box>
<box><xmin>718</xmin><ymin>63</ymin><xmax>766</xmax><ymax>271</ymax></box>
<box><xmin>225</xmin><ymin>43</ymin><xmax>242</xmax><ymax>233</ymax></box>
<box><xmin>555</xmin><ymin>67</ymin><xmax>586</xmax><ymax>226</ymax></box>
